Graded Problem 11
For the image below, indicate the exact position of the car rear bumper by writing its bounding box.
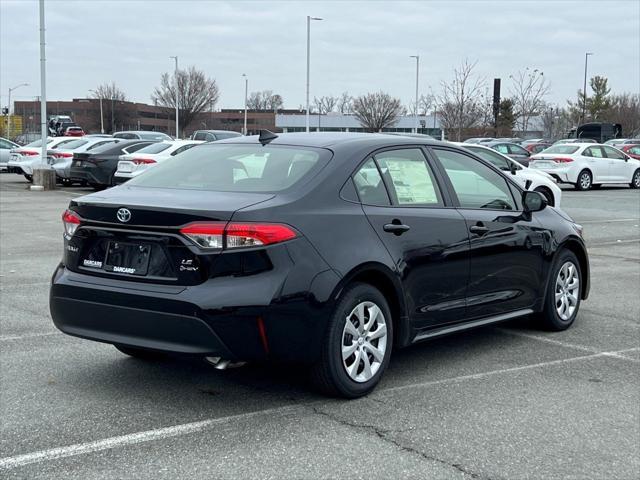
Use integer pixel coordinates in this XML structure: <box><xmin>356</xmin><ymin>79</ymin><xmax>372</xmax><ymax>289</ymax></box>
<box><xmin>50</xmin><ymin>251</ymin><xmax>337</xmax><ymax>361</ymax></box>
<box><xmin>70</xmin><ymin>165</ymin><xmax>111</xmax><ymax>186</ymax></box>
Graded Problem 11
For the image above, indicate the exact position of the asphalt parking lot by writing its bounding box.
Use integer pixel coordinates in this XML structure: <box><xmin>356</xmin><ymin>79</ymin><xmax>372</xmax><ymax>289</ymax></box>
<box><xmin>0</xmin><ymin>174</ymin><xmax>638</xmax><ymax>479</ymax></box>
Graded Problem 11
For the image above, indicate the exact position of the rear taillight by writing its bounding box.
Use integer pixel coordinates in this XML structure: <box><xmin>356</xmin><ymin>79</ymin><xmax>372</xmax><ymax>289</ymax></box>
<box><xmin>52</xmin><ymin>152</ymin><xmax>73</xmax><ymax>159</ymax></box>
<box><xmin>133</xmin><ymin>158</ymin><xmax>156</xmax><ymax>165</ymax></box>
<box><xmin>180</xmin><ymin>222</ymin><xmax>297</xmax><ymax>250</ymax></box>
<box><xmin>553</xmin><ymin>157</ymin><xmax>574</xmax><ymax>163</ymax></box>
<box><xmin>62</xmin><ymin>209</ymin><xmax>81</xmax><ymax>237</ymax></box>
<box><xmin>22</xmin><ymin>151</ymin><xmax>39</xmax><ymax>156</ymax></box>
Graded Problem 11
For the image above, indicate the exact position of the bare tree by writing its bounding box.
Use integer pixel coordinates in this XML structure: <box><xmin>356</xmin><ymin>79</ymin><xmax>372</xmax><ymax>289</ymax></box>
<box><xmin>407</xmin><ymin>93</ymin><xmax>435</xmax><ymax>116</ymax></box>
<box><xmin>313</xmin><ymin>96</ymin><xmax>339</xmax><ymax>115</ymax></box>
<box><xmin>606</xmin><ymin>93</ymin><xmax>640</xmax><ymax>136</ymax></box>
<box><xmin>438</xmin><ymin>60</ymin><xmax>486</xmax><ymax>141</ymax></box>
<box><xmin>151</xmin><ymin>66</ymin><xmax>220</xmax><ymax>137</ymax></box>
<box><xmin>352</xmin><ymin>91</ymin><xmax>405</xmax><ymax>132</ymax></box>
<box><xmin>90</xmin><ymin>82</ymin><xmax>131</xmax><ymax>134</ymax></box>
<box><xmin>337</xmin><ymin>91</ymin><xmax>353</xmax><ymax>114</ymax></box>
<box><xmin>509</xmin><ymin>67</ymin><xmax>550</xmax><ymax>134</ymax></box>
<box><xmin>541</xmin><ymin>106</ymin><xmax>573</xmax><ymax>140</ymax></box>
<box><xmin>246</xmin><ymin>90</ymin><xmax>284</xmax><ymax>111</ymax></box>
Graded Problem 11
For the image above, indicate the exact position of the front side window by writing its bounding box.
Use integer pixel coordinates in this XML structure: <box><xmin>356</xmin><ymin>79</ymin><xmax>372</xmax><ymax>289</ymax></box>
<box><xmin>433</xmin><ymin>149</ymin><xmax>516</xmax><ymax>211</ymax></box>
<box><xmin>128</xmin><ymin>144</ymin><xmax>327</xmax><ymax>193</ymax></box>
<box><xmin>193</xmin><ymin>132</ymin><xmax>206</xmax><ymax>141</ymax></box>
<box><xmin>508</xmin><ymin>144</ymin><xmax>529</xmax><ymax>155</ymax></box>
<box><xmin>374</xmin><ymin>149</ymin><xmax>441</xmax><ymax>206</ymax></box>
<box><xmin>602</xmin><ymin>146</ymin><xmax>626</xmax><ymax>160</ymax></box>
<box><xmin>353</xmin><ymin>158</ymin><xmax>390</xmax><ymax>206</ymax></box>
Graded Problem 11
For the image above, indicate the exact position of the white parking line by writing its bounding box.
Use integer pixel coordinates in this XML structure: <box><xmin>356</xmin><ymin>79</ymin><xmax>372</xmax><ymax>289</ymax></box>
<box><xmin>0</xmin><ymin>347</ymin><xmax>637</xmax><ymax>471</ymax></box>
<box><xmin>0</xmin><ymin>332</ymin><xmax>60</xmax><ymax>341</ymax></box>
<box><xmin>580</xmin><ymin>218</ymin><xmax>639</xmax><ymax>224</ymax></box>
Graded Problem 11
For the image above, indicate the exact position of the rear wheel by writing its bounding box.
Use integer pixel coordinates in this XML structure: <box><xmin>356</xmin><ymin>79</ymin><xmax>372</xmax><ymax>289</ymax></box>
<box><xmin>114</xmin><ymin>344</ymin><xmax>166</xmax><ymax>360</ymax></box>
<box><xmin>535</xmin><ymin>250</ymin><xmax>582</xmax><ymax>331</ymax></box>
<box><xmin>312</xmin><ymin>283</ymin><xmax>393</xmax><ymax>398</ymax></box>
<box><xmin>630</xmin><ymin>169</ymin><xmax>640</xmax><ymax>189</ymax></box>
<box><xmin>533</xmin><ymin>186</ymin><xmax>555</xmax><ymax>207</ymax></box>
<box><xmin>575</xmin><ymin>170</ymin><xmax>592</xmax><ymax>191</ymax></box>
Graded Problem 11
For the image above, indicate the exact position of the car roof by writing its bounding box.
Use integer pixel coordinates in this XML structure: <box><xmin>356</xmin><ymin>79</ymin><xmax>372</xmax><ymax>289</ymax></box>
<box><xmin>485</xmin><ymin>141</ymin><xmax>520</xmax><ymax>146</ymax></box>
<box><xmin>195</xmin><ymin>130</ymin><xmax>241</xmax><ymax>134</ymax></box>
<box><xmin>214</xmin><ymin>132</ymin><xmax>449</xmax><ymax>150</ymax></box>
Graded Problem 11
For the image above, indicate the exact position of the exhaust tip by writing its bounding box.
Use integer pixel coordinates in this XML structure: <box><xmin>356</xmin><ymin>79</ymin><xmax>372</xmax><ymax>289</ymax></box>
<box><xmin>204</xmin><ymin>356</ymin><xmax>247</xmax><ymax>370</ymax></box>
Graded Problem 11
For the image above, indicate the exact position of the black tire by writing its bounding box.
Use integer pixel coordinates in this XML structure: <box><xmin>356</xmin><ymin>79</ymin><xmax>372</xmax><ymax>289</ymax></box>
<box><xmin>114</xmin><ymin>344</ymin><xmax>166</xmax><ymax>360</ymax></box>
<box><xmin>574</xmin><ymin>170</ymin><xmax>592</xmax><ymax>191</ymax></box>
<box><xmin>23</xmin><ymin>174</ymin><xmax>33</xmax><ymax>183</ymax></box>
<box><xmin>630</xmin><ymin>169</ymin><xmax>640</xmax><ymax>189</ymax></box>
<box><xmin>61</xmin><ymin>178</ymin><xmax>73</xmax><ymax>187</ymax></box>
<box><xmin>533</xmin><ymin>186</ymin><xmax>555</xmax><ymax>207</ymax></box>
<box><xmin>535</xmin><ymin>250</ymin><xmax>582</xmax><ymax>331</ymax></box>
<box><xmin>312</xmin><ymin>283</ymin><xmax>393</xmax><ymax>398</ymax></box>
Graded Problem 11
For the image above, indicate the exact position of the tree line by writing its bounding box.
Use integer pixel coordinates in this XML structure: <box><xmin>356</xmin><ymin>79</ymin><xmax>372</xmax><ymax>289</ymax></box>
<box><xmin>87</xmin><ymin>62</ymin><xmax>639</xmax><ymax>138</ymax></box>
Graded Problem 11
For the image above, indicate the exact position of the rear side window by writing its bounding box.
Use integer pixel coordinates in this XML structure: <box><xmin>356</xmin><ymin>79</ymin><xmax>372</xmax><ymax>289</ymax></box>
<box><xmin>508</xmin><ymin>144</ymin><xmax>529</xmax><ymax>155</ymax></box>
<box><xmin>466</xmin><ymin>147</ymin><xmax>512</xmax><ymax>171</ymax></box>
<box><xmin>374</xmin><ymin>149</ymin><xmax>442</xmax><ymax>206</ymax></box>
<box><xmin>434</xmin><ymin>149</ymin><xmax>516</xmax><ymax>211</ymax></box>
<box><xmin>123</xmin><ymin>142</ymin><xmax>152</xmax><ymax>154</ymax></box>
<box><xmin>135</xmin><ymin>143</ymin><xmax>172</xmax><ymax>154</ymax></box>
<box><xmin>171</xmin><ymin>144</ymin><xmax>198</xmax><ymax>156</ymax></box>
<box><xmin>353</xmin><ymin>158</ymin><xmax>390</xmax><ymax>206</ymax></box>
<box><xmin>193</xmin><ymin>132</ymin><xmax>207</xmax><ymax>141</ymax></box>
<box><xmin>59</xmin><ymin>139</ymin><xmax>88</xmax><ymax>149</ymax></box>
<box><xmin>127</xmin><ymin>144</ymin><xmax>327</xmax><ymax>193</ymax></box>
<box><xmin>493</xmin><ymin>144</ymin><xmax>510</xmax><ymax>154</ymax></box>
<box><xmin>584</xmin><ymin>146</ymin><xmax>604</xmax><ymax>158</ymax></box>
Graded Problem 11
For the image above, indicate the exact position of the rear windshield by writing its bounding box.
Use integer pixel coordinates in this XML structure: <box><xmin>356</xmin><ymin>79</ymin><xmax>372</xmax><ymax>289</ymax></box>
<box><xmin>59</xmin><ymin>139</ymin><xmax>89</xmax><ymax>149</ymax></box>
<box><xmin>135</xmin><ymin>142</ymin><xmax>172</xmax><ymax>154</ymax></box>
<box><xmin>26</xmin><ymin>138</ymin><xmax>53</xmax><ymax>147</ymax></box>
<box><xmin>543</xmin><ymin>145</ymin><xmax>579</xmax><ymax>154</ymax></box>
<box><xmin>128</xmin><ymin>144</ymin><xmax>329</xmax><ymax>192</ymax></box>
<box><xmin>139</xmin><ymin>132</ymin><xmax>172</xmax><ymax>140</ymax></box>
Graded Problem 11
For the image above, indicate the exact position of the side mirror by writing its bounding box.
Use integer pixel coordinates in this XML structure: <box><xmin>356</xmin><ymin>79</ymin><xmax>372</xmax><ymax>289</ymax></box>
<box><xmin>509</xmin><ymin>162</ymin><xmax>517</xmax><ymax>175</ymax></box>
<box><xmin>522</xmin><ymin>190</ymin><xmax>547</xmax><ymax>213</ymax></box>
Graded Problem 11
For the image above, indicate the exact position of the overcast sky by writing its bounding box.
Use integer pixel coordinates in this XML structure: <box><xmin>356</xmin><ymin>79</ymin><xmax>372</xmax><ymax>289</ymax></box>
<box><xmin>1</xmin><ymin>0</ymin><xmax>639</xmax><ymax>111</ymax></box>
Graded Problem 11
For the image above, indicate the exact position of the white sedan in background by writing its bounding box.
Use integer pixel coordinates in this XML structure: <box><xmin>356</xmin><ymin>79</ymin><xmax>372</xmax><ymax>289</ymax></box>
<box><xmin>0</xmin><ymin>137</ymin><xmax>19</xmax><ymax>170</ymax></box>
<box><xmin>113</xmin><ymin>140</ymin><xmax>203</xmax><ymax>184</ymax></box>
<box><xmin>7</xmin><ymin>137</ymin><xmax>78</xmax><ymax>181</ymax></box>
<box><xmin>49</xmin><ymin>137</ymin><xmax>122</xmax><ymax>185</ymax></box>
<box><xmin>528</xmin><ymin>143</ymin><xmax>640</xmax><ymax>190</ymax></box>
<box><xmin>454</xmin><ymin>142</ymin><xmax>563</xmax><ymax>207</ymax></box>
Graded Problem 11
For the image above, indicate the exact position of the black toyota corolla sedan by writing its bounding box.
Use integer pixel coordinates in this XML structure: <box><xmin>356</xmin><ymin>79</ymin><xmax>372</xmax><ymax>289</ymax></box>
<box><xmin>50</xmin><ymin>132</ymin><xmax>589</xmax><ymax>398</ymax></box>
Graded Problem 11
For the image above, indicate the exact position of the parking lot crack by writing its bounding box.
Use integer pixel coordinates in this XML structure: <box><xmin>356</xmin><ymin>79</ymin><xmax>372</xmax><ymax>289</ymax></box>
<box><xmin>309</xmin><ymin>405</ymin><xmax>492</xmax><ymax>479</ymax></box>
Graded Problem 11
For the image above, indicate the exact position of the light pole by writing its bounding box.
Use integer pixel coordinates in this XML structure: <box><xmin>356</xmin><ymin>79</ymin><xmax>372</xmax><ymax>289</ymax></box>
<box><xmin>410</xmin><ymin>55</ymin><xmax>419</xmax><ymax>133</ymax></box>
<box><xmin>582</xmin><ymin>52</ymin><xmax>593</xmax><ymax>124</ymax></box>
<box><xmin>6</xmin><ymin>83</ymin><xmax>29</xmax><ymax>139</ymax></box>
<box><xmin>170</xmin><ymin>55</ymin><xmax>179</xmax><ymax>138</ymax></box>
<box><xmin>306</xmin><ymin>15</ymin><xmax>322</xmax><ymax>133</ymax></box>
<box><xmin>242</xmin><ymin>73</ymin><xmax>248</xmax><ymax>135</ymax></box>
<box><xmin>88</xmin><ymin>89</ymin><xmax>104</xmax><ymax>134</ymax></box>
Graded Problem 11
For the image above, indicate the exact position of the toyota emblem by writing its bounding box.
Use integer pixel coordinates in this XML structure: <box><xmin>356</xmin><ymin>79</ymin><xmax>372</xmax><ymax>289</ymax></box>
<box><xmin>116</xmin><ymin>208</ymin><xmax>132</xmax><ymax>223</ymax></box>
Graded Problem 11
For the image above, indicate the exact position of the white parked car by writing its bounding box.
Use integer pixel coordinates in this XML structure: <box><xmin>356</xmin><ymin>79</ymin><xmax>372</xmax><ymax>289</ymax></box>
<box><xmin>49</xmin><ymin>137</ymin><xmax>122</xmax><ymax>185</ymax></box>
<box><xmin>7</xmin><ymin>137</ymin><xmax>78</xmax><ymax>180</ymax></box>
<box><xmin>0</xmin><ymin>137</ymin><xmax>19</xmax><ymax>170</ymax></box>
<box><xmin>113</xmin><ymin>140</ymin><xmax>203</xmax><ymax>184</ymax></box>
<box><xmin>454</xmin><ymin>143</ymin><xmax>563</xmax><ymax>207</ymax></box>
<box><xmin>529</xmin><ymin>143</ymin><xmax>640</xmax><ymax>190</ymax></box>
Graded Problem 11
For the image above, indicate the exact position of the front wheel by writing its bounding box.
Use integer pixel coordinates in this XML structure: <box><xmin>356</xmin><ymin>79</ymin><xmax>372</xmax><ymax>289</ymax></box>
<box><xmin>630</xmin><ymin>169</ymin><xmax>640</xmax><ymax>189</ymax></box>
<box><xmin>575</xmin><ymin>170</ymin><xmax>592</xmax><ymax>191</ymax></box>
<box><xmin>535</xmin><ymin>250</ymin><xmax>582</xmax><ymax>331</ymax></box>
<box><xmin>312</xmin><ymin>283</ymin><xmax>393</xmax><ymax>398</ymax></box>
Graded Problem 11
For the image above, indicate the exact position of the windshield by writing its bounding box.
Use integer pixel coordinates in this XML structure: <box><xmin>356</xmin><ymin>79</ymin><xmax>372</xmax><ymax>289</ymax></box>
<box><xmin>25</xmin><ymin>138</ymin><xmax>53</xmax><ymax>148</ymax></box>
<box><xmin>128</xmin><ymin>144</ymin><xmax>329</xmax><ymax>193</ymax></box>
<box><xmin>543</xmin><ymin>145</ymin><xmax>580</xmax><ymax>154</ymax></box>
<box><xmin>59</xmin><ymin>139</ymin><xmax>89</xmax><ymax>150</ymax></box>
<box><xmin>466</xmin><ymin>146</ymin><xmax>514</xmax><ymax>170</ymax></box>
<box><xmin>134</xmin><ymin>142</ymin><xmax>172</xmax><ymax>154</ymax></box>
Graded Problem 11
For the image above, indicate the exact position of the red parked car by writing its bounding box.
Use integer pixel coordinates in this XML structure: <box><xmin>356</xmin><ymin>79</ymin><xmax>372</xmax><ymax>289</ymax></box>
<box><xmin>64</xmin><ymin>126</ymin><xmax>85</xmax><ymax>137</ymax></box>
<box><xmin>619</xmin><ymin>144</ymin><xmax>640</xmax><ymax>160</ymax></box>
<box><xmin>525</xmin><ymin>142</ymin><xmax>552</xmax><ymax>154</ymax></box>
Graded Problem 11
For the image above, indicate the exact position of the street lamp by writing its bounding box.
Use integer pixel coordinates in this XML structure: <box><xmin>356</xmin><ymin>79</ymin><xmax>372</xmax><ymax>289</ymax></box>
<box><xmin>582</xmin><ymin>52</ymin><xmax>593</xmax><ymax>124</ymax></box>
<box><xmin>306</xmin><ymin>15</ymin><xmax>323</xmax><ymax>133</ymax></box>
<box><xmin>88</xmin><ymin>89</ymin><xmax>104</xmax><ymax>134</ymax></box>
<box><xmin>6</xmin><ymin>83</ymin><xmax>29</xmax><ymax>139</ymax></box>
<box><xmin>410</xmin><ymin>55</ymin><xmax>419</xmax><ymax>134</ymax></box>
<box><xmin>170</xmin><ymin>55</ymin><xmax>179</xmax><ymax>138</ymax></box>
<box><xmin>242</xmin><ymin>73</ymin><xmax>248</xmax><ymax>135</ymax></box>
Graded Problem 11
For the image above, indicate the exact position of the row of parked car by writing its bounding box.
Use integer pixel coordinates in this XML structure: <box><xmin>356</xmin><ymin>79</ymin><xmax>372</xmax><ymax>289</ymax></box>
<box><xmin>1</xmin><ymin>130</ymin><xmax>241</xmax><ymax>189</ymax></box>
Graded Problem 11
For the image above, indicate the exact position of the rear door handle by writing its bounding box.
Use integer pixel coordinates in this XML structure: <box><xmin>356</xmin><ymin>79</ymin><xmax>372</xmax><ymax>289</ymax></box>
<box><xmin>469</xmin><ymin>225</ymin><xmax>490</xmax><ymax>235</ymax></box>
<box><xmin>383</xmin><ymin>223</ymin><xmax>411</xmax><ymax>235</ymax></box>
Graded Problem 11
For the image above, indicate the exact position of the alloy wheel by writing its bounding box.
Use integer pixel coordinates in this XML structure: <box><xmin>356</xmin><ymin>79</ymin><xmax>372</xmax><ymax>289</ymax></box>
<box><xmin>341</xmin><ymin>301</ymin><xmax>388</xmax><ymax>383</ymax></box>
<box><xmin>555</xmin><ymin>261</ymin><xmax>580</xmax><ymax>321</ymax></box>
<box><xmin>633</xmin><ymin>171</ymin><xmax>640</xmax><ymax>188</ymax></box>
<box><xmin>579</xmin><ymin>172</ymin><xmax>591</xmax><ymax>190</ymax></box>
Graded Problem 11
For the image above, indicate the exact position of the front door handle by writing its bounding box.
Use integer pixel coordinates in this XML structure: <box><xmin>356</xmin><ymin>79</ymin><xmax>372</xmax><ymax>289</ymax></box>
<box><xmin>469</xmin><ymin>225</ymin><xmax>490</xmax><ymax>236</ymax></box>
<box><xmin>383</xmin><ymin>222</ymin><xmax>411</xmax><ymax>235</ymax></box>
